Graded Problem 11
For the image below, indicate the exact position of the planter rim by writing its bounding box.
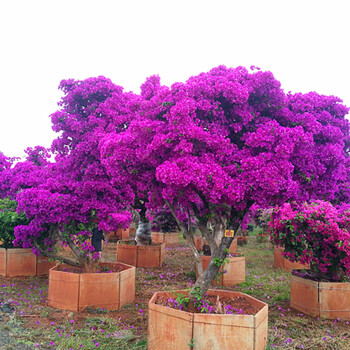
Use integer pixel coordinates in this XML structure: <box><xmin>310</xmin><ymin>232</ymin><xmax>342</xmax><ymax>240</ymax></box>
<box><xmin>291</xmin><ymin>273</ymin><xmax>350</xmax><ymax>288</ymax></box>
<box><xmin>0</xmin><ymin>247</ymin><xmax>33</xmax><ymax>251</ymax></box>
<box><xmin>200</xmin><ymin>254</ymin><xmax>244</xmax><ymax>259</ymax></box>
<box><xmin>50</xmin><ymin>262</ymin><xmax>135</xmax><ymax>275</ymax></box>
<box><xmin>151</xmin><ymin>231</ymin><xmax>178</xmax><ymax>234</ymax></box>
<box><xmin>117</xmin><ymin>240</ymin><xmax>165</xmax><ymax>247</ymax></box>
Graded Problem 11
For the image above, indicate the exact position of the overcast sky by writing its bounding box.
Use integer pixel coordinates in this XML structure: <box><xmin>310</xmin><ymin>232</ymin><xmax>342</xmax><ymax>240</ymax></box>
<box><xmin>1</xmin><ymin>0</ymin><xmax>349</xmax><ymax>158</ymax></box>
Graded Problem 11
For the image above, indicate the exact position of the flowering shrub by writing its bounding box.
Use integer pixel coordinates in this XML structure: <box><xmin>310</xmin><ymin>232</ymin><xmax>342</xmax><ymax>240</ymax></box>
<box><xmin>269</xmin><ymin>201</ymin><xmax>350</xmax><ymax>281</ymax></box>
<box><xmin>13</xmin><ymin>77</ymin><xmax>136</xmax><ymax>271</ymax></box>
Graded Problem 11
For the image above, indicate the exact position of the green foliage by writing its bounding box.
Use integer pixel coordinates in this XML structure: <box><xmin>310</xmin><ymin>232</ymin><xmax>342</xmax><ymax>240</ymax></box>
<box><xmin>213</xmin><ymin>257</ymin><xmax>224</xmax><ymax>267</ymax></box>
<box><xmin>175</xmin><ymin>293</ymin><xmax>189</xmax><ymax>308</ymax></box>
<box><xmin>190</xmin><ymin>286</ymin><xmax>202</xmax><ymax>303</ymax></box>
<box><xmin>0</xmin><ymin>198</ymin><xmax>29</xmax><ymax>248</ymax></box>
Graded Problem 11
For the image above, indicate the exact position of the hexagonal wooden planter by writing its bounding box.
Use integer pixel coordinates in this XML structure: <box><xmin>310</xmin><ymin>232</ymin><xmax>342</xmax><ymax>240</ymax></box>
<box><xmin>290</xmin><ymin>274</ymin><xmax>350</xmax><ymax>320</ymax></box>
<box><xmin>116</xmin><ymin>241</ymin><xmax>165</xmax><ymax>267</ymax></box>
<box><xmin>273</xmin><ymin>247</ymin><xmax>309</xmax><ymax>271</ymax></box>
<box><xmin>0</xmin><ymin>248</ymin><xmax>56</xmax><ymax>277</ymax></box>
<box><xmin>48</xmin><ymin>262</ymin><xmax>135</xmax><ymax>312</ymax></box>
<box><xmin>196</xmin><ymin>255</ymin><xmax>246</xmax><ymax>286</ymax></box>
<box><xmin>148</xmin><ymin>289</ymin><xmax>268</xmax><ymax>350</ymax></box>
<box><xmin>151</xmin><ymin>231</ymin><xmax>179</xmax><ymax>247</ymax></box>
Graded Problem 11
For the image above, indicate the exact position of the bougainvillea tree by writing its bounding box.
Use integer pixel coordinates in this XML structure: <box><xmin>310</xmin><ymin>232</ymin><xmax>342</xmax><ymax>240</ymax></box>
<box><xmin>269</xmin><ymin>201</ymin><xmax>350</xmax><ymax>282</ymax></box>
<box><xmin>14</xmin><ymin>77</ymin><xmax>137</xmax><ymax>271</ymax></box>
<box><xmin>100</xmin><ymin>65</ymin><xmax>350</xmax><ymax>299</ymax></box>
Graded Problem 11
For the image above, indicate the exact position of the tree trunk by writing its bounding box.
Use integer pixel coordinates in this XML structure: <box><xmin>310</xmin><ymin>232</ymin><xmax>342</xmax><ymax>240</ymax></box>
<box><xmin>184</xmin><ymin>229</ymin><xmax>203</xmax><ymax>276</ymax></box>
<box><xmin>135</xmin><ymin>221</ymin><xmax>152</xmax><ymax>245</ymax></box>
<box><xmin>189</xmin><ymin>221</ymin><xmax>241</xmax><ymax>303</ymax></box>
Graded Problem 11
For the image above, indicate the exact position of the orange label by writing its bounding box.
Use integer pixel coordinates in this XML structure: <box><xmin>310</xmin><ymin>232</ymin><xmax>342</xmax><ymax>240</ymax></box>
<box><xmin>225</xmin><ymin>230</ymin><xmax>234</xmax><ymax>237</ymax></box>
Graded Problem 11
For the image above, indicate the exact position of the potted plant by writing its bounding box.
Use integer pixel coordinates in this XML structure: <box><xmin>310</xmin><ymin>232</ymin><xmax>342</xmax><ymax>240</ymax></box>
<box><xmin>148</xmin><ymin>289</ymin><xmax>268</xmax><ymax>350</ymax></box>
<box><xmin>13</xmin><ymin>77</ymin><xmax>137</xmax><ymax>311</ymax></box>
<box><xmin>100</xmin><ymin>66</ymin><xmax>350</xmax><ymax>348</ymax></box>
<box><xmin>0</xmin><ymin>198</ymin><xmax>55</xmax><ymax>277</ymax></box>
<box><xmin>270</xmin><ymin>201</ymin><xmax>350</xmax><ymax>320</ymax></box>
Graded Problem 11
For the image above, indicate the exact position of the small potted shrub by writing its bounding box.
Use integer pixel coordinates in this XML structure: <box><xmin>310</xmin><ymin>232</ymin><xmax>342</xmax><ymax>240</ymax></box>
<box><xmin>0</xmin><ymin>198</ymin><xmax>55</xmax><ymax>277</ymax></box>
<box><xmin>14</xmin><ymin>194</ymin><xmax>136</xmax><ymax>312</ymax></box>
<box><xmin>270</xmin><ymin>201</ymin><xmax>350</xmax><ymax>320</ymax></box>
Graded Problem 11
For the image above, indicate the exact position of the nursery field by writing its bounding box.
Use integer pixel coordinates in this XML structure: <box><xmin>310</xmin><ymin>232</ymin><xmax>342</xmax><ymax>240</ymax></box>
<box><xmin>0</xmin><ymin>235</ymin><xmax>349</xmax><ymax>350</ymax></box>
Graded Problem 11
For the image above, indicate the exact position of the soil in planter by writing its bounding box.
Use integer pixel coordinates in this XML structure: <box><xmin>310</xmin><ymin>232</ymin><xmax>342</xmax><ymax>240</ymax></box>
<box><xmin>156</xmin><ymin>294</ymin><xmax>260</xmax><ymax>315</ymax></box>
<box><xmin>54</xmin><ymin>264</ymin><xmax>128</xmax><ymax>274</ymax></box>
<box><xmin>119</xmin><ymin>240</ymin><xmax>160</xmax><ymax>246</ymax></box>
<box><xmin>292</xmin><ymin>269</ymin><xmax>350</xmax><ymax>283</ymax></box>
<box><xmin>199</xmin><ymin>249</ymin><xmax>243</xmax><ymax>259</ymax></box>
<box><xmin>119</xmin><ymin>240</ymin><xmax>137</xmax><ymax>245</ymax></box>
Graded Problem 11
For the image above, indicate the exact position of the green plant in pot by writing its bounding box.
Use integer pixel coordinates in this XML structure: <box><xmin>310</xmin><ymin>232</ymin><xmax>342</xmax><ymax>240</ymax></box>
<box><xmin>0</xmin><ymin>198</ymin><xmax>29</xmax><ymax>249</ymax></box>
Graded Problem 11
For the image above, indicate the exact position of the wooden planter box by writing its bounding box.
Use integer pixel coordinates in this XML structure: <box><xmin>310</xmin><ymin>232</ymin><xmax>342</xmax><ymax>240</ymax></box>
<box><xmin>48</xmin><ymin>262</ymin><xmax>135</xmax><ymax>312</ymax></box>
<box><xmin>0</xmin><ymin>248</ymin><xmax>56</xmax><ymax>277</ymax></box>
<box><xmin>273</xmin><ymin>247</ymin><xmax>309</xmax><ymax>272</ymax></box>
<box><xmin>151</xmin><ymin>231</ymin><xmax>179</xmax><ymax>248</ymax></box>
<box><xmin>107</xmin><ymin>228</ymin><xmax>130</xmax><ymax>242</ymax></box>
<box><xmin>197</xmin><ymin>255</ymin><xmax>246</xmax><ymax>286</ymax></box>
<box><xmin>229</xmin><ymin>238</ymin><xmax>238</xmax><ymax>254</ymax></box>
<box><xmin>290</xmin><ymin>274</ymin><xmax>350</xmax><ymax>320</ymax></box>
<box><xmin>116</xmin><ymin>241</ymin><xmax>165</xmax><ymax>267</ymax></box>
<box><xmin>148</xmin><ymin>289</ymin><xmax>268</xmax><ymax>350</ymax></box>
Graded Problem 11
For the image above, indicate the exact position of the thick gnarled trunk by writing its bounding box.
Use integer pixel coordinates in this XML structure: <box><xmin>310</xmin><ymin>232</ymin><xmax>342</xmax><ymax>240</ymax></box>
<box><xmin>135</xmin><ymin>221</ymin><xmax>152</xmax><ymax>245</ymax></box>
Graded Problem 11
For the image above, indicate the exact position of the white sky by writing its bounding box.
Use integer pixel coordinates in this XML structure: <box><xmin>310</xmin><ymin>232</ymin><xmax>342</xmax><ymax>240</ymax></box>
<box><xmin>1</xmin><ymin>0</ymin><xmax>349</xmax><ymax>158</ymax></box>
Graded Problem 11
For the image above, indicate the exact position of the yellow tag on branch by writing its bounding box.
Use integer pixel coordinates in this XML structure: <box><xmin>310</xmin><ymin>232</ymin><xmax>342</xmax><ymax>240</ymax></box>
<box><xmin>225</xmin><ymin>230</ymin><xmax>234</xmax><ymax>237</ymax></box>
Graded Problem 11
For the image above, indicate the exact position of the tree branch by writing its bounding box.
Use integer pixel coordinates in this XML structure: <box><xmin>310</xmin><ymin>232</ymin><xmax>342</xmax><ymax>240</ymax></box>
<box><xmin>165</xmin><ymin>199</ymin><xmax>203</xmax><ymax>275</ymax></box>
